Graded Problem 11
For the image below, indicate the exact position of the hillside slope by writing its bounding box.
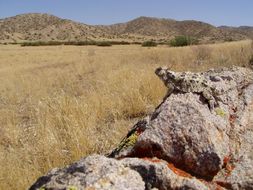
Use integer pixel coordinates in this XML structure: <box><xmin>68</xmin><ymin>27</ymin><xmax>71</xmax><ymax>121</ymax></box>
<box><xmin>219</xmin><ymin>26</ymin><xmax>253</xmax><ymax>39</ymax></box>
<box><xmin>0</xmin><ymin>13</ymin><xmax>108</xmax><ymax>42</ymax></box>
<box><xmin>0</xmin><ymin>13</ymin><xmax>252</xmax><ymax>43</ymax></box>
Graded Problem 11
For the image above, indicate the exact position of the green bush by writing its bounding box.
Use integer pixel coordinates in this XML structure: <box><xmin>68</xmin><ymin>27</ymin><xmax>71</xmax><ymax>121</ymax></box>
<box><xmin>169</xmin><ymin>36</ymin><xmax>198</xmax><ymax>47</ymax></box>
<box><xmin>132</xmin><ymin>42</ymin><xmax>142</xmax><ymax>45</ymax></box>
<box><xmin>21</xmin><ymin>41</ymin><xmax>63</xmax><ymax>46</ymax></box>
<box><xmin>110</xmin><ymin>41</ymin><xmax>130</xmax><ymax>45</ymax></box>
<box><xmin>20</xmin><ymin>40</ymin><xmax>140</xmax><ymax>47</ymax></box>
<box><xmin>142</xmin><ymin>41</ymin><xmax>157</xmax><ymax>47</ymax></box>
<box><xmin>96</xmin><ymin>41</ymin><xmax>112</xmax><ymax>47</ymax></box>
<box><xmin>224</xmin><ymin>37</ymin><xmax>234</xmax><ymax>42</ymax></box>
<box><xmin>64</xmin><ymin>41</ymin><xmax>97</xmax><ymax>46</ymax></box>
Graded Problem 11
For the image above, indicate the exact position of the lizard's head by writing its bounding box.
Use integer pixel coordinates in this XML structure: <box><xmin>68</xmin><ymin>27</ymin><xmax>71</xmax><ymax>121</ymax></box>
<box><xmin>155</xmin><ymin>67</ymin><xmax>177</xmax><ymax>81</ymax></box>
<box><xmin>155</xmin><ymin>66</ymin><xmax>168</xmax><ymax>80</ymax></box>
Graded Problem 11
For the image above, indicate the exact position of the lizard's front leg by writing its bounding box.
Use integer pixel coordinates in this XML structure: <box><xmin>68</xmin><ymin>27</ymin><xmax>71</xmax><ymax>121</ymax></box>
<box><xmin>165</xmin><ymin>83</ymin><xmax>174</xmax><ymax>98</ymax></box>
<box><xmin>202</xmin><ymin>90</ymin><xmax>216</xmax><ymax>111</ymax></box>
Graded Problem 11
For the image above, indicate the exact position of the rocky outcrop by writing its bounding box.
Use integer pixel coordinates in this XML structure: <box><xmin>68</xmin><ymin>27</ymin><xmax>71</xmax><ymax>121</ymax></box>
<box><xmin>30</xmin><ymin>155</ymin><xmax>213</xmax><ymax>190</ymax></box>
<box><xmin>29</xmin><ymin>66</ymin><xmax>253</xmax><ymax>190</ymax></box>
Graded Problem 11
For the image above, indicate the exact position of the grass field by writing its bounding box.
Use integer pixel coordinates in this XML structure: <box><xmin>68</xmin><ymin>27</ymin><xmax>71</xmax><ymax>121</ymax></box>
<box><xmin>0</xmin><ymin>40</ymin><xmax>252</xmax><ymax>189</ymax></box>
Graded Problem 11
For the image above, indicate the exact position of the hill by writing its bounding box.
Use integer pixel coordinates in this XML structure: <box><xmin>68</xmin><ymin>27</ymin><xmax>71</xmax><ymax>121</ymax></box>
<box><xmin>0</xmin><ymin>13</ymin><xmax>252</xmax><ymax>43</ymax></box>
<box><xmin>98</xmin><ymin>16</ymin><xmax>238</xmax><ymax>43</ymax></box>
<box><xmin>0</xmin><ymin>13</ymin><xmax>108</xmax><ymax>42</ymax></box>
<box><xmin>219</xmin><ymin>26</ymin><xmax>253</xmax><ymax>40</ymax></box>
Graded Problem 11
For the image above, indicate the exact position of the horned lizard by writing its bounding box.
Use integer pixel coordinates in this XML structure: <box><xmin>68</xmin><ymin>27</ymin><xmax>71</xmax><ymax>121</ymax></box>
<box><xmin>155</xmin><ymin>66</ymin><xmax>228</xmax><ymax>111</ymax></box>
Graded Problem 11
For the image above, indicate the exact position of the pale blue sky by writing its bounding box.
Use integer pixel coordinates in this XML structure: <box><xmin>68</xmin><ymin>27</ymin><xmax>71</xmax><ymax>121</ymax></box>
<box><xmin>0</xmin><ymin>0</ymin><xmax>252</xmax><ymax>26</ymax></box>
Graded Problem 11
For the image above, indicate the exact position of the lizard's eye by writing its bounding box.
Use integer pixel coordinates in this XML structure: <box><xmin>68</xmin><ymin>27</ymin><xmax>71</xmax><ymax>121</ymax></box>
<box><xmin>168</xmin><ymin>72</ymin><xmax>175</xmax><ymax>79</ymax></box>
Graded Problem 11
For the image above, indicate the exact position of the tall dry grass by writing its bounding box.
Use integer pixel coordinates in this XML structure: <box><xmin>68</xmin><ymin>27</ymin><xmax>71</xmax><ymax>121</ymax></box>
<box><xmin>0</xmin><ymin>40</ymin><xmax>252</xmax><ymax>189</ymax></box>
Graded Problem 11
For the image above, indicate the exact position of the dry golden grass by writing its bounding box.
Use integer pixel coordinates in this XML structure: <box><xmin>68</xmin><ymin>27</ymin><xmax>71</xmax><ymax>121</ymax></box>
<box><xmin>0</xmin><ymin>40</ymin><xmax>252</xmax><ymax>189</ymax></box>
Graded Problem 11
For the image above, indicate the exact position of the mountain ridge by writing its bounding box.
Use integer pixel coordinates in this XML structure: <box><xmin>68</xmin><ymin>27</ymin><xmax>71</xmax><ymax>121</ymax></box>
<box><xmin>0</xmin><ymin>13</ymin><xmax>252</xmax><ymax>43</ymax></box>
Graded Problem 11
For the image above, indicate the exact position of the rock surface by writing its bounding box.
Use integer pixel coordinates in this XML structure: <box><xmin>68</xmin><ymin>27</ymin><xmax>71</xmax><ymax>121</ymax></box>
<box><xmin>29</xmin><ymin>66</ymin><xmax>253</xmax><ymax>190</ymax></box>
<box><xmin>29</xmin><ymin>155</ymin><xmax>146</xmax><ymax>190</ymax></box>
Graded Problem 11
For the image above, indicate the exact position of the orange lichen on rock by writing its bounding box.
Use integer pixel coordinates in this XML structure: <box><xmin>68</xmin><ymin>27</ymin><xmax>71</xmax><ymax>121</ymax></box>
<box><xmin>229</xmin><ymin>114</ymin><xmax>237</xmax><ymax>124</ymax></box>
<box><xmin>215</xmin><ymin>180</ymin><xmax>232</xmax><ymax>189</ymax></box>
<box><xmin>225</xmin><ymin>164</ymin><xmax>235</xmax><ymax>177</ymax></box>
<box><xmin>142</xmin><ymin>157</ymin><xmax>192</xmax><ymax>178</ymax></box>
<box><xmin>223</xmin><ymin>155</ymin><xmax>235</xmax><ymax>177</ymax></box>
<box><xmin>142</xmin><ymin>157</ymin><xmax>162</xmax><ymax>163</ymax></box>
<box><xmin>223</xmin><ymin>156</ymin><xmax>231</xmax><ymax>165</ymax></box>
<box><xmin>167</xmin><ymin>163</ymin><xmax>192</xmax><ymax>178</ymax></box>
<box><xmin>136</xmin><ymin>127</ymin><xmax>145</xmax><ymax>135</ymax></box>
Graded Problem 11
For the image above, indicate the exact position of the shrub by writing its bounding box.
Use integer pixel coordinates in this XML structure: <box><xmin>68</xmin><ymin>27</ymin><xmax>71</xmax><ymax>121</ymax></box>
<box><xmin>142</xmin><ymin>41</ymin><xmax>157</xmax><ymax>47</ymax></box>
<box><xmin>96</xmin><ymin>41</ymin><xmax>112</xmax><ymax>47</ymax></box>
<box><xmin>224</xmin><ymin>37</ymin><xmax>234</xmax><ymax>42</ymax></box>
<box><xmin>64</xmin><ymin>41</ymin><xmax>97</xmax><ymax>46</ymax></box>
<box><xmin>169</xmin><ymin>36</ymin><xmax>198</xmax><ymax>47</ymax></box>
<box><xmin>21</xmin><ymin>41</ymin><xmax>63</xmax><ymax>46</ymax></box>
<box><xmin>132</xmin><ymin>42</ymin><xmax>142</xmax><ymax>45</ymax></box>
<box><xmin>19</xmin><ymin>40</ymin><xmax>154</xmax><ymax>47</ymax></box>
<box><xmin>110</xmin><ymin>41</ymin><xmax>130</xmax><ymax>45</ymax></box>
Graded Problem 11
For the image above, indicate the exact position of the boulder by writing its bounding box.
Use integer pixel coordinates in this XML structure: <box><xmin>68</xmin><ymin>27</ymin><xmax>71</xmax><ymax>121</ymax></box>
<box><xmin>29</xmin><ymin>155</ymin><xmax>145</xmax><ymax>190</ymax></box>
<box><xmin>30</xmin><ymin>155</ymin><xmax>215</xmax><ymax>190</ymax></box>
<box><xmin>29</xmin><ymin>66</ymin><xmax>253</xmax><ymax>190</ymax></box>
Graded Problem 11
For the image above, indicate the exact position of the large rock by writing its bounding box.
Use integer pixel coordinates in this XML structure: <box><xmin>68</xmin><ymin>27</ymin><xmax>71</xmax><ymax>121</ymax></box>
<box><xmin>214</xmin><ymin>84</ymin><xmax>253</xmax><ymax>189</ymax></box>
<box><xmin>30</xmin><ymin>155</ymin><xmax>215</xmax><ymax>190</ymax></box>
<box><xmin>129</xmin><ymin>93</ymin><xmax>230</xmax><ymax>178</ymax></box>
<box><xmin>29</xmin><ymin>66</ymin><xmax>253</xmax><ymax>190</ymax></box>
<box><xmin>121</xmin><ymin>157</ymin><xmax>212</xmax><ymax>190</ymax></box>
<box><xmin>29</xmin><ymin>155</ymin><xmax>146</xmax><ymax>190</ymax></box>
<box><xmin>110</xmin><ymin>67</ymin><xmax>253</xmax><ymax>179</ymax></box>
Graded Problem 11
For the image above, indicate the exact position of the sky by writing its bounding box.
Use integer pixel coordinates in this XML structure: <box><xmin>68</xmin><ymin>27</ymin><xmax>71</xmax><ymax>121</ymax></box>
<box><xmin>0</xmin><ymin>0</ymin><xmax>252</xmax><ymax>27</ymax></box>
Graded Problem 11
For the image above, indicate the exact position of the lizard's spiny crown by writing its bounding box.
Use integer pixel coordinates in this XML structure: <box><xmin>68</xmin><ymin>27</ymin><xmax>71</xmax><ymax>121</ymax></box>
<box><xmin>155</xmin><ymin>66</ymin><xmax>168</xmax><ymax>77</ymax></box>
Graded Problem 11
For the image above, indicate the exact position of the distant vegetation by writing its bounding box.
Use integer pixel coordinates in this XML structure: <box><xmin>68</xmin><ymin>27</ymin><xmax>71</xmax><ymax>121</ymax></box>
<box><xmin>96</xmin><ymin>41</ymin><xmax>112</xmax><ymax>47</ymax></box>
<box><xmin>20</xmin><ymin>40</ymin><xmax>137</xmax><ymax>47</ymax></box>
<box><xmin>18</xmin><ymin>40</ymin><xmax>190</xmax><ymax>47</ymax></box>
<box><xmin>142</xmin><ymin>41</ymin><xmax>158</xmax><ymax>47</ymax></box>
<box><xmin>21</xmin><ymin>41</ymin><xmax>63</xmax><ymax>46</ymax></box>
<box><xmin>169</xmin><ymin>35</ymin><xmax>198</xmax><ymax>47</ymax></box>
